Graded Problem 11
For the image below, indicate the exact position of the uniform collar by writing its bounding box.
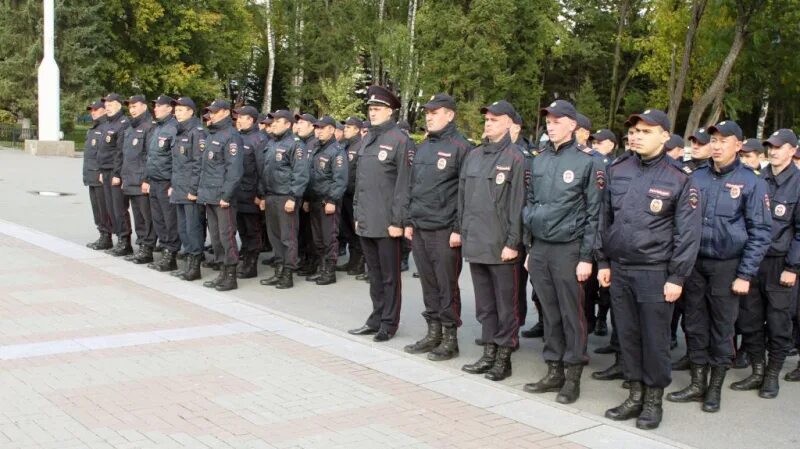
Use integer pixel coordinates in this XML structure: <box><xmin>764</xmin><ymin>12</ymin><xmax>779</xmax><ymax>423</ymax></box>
<box><xmin>636</xmin><ymin>150</ymin><xmax>665</xmax><ymax>167</ymax></box>
<box><xmin>427</xmin><ymin>122</ymin><xmax>456</xmax><ymax>140</ymax></box>
<box><xmin>371</xmin><ymin>120</ymin><xmax>395</xmax><ymax>136</ymax></box>
<box><xmin>347</xmin><ymin>135</ymin><xmax>361</xmax><ymax>147</ymax></box>
<box><xmin>92</xmin><ymin>116</ymin><xmax>107</xmax><ymax>128</ymax></box>
<box><xmin>547</xmin><ymin>136</ymin><xmax>577</xmax><ymax>154</ymax></box>
<box><xmin>766</xmin><ymin>163</ymin><xmax>798</xmax><ymax>186</ymax></box>
<box><xmin>176</xmin><ymin>116</ymin><xmax>199</xmax><ymax>134</ymax></box>
<box><xmin>712</xmin><ymin>157</ymin><xmax>740</xmax><ymax>176</ymax></box>
<box><xmin>319</xmin><ymin>137</ymin><xmax>336</xmax><ymax>151</ymax></box>
<box><xmin>239</xmin><ymin>124</ymin><xmax>258</xmax><ymax>135</ymax></box>
<box><xmin>208</xmin><ymin>116</ymin><xmax>232</xmax><ymax>132</ymax></box>
<box><xmin>155</xmin><ymin>114</ymin><xmax>175</xmax><ymax>126</ymax></box>
<box><xmin>129</xmin><ymin>111</ymin><xmax>151</xmax><ymax>129</ymax></box>
<box><xmin>107</xmin><ymin>109</ymin><xmax>124</xmax><ymax>123</ymax></box>
<box><xmin>481</xmin><ymin>132</ymin><xmax>511</xmax><ymax>154</ymax></box>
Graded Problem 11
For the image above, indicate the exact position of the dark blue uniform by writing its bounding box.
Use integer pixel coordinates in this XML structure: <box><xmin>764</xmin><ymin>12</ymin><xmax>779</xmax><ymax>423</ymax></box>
<box><xmin>171</xmin><ymin>117</ymin><xmax>207</xmax><ymax>257</ymax></box>
<box><xmin>98</xmin><ymin>110</ymin><xmax>131</xmax><ymax>241</ymax></box>
<box><xmin>236</xmin><ymin>125</ymin><xmax>268</xmax><ymax>262</ymax></box>
<box><xmin>120</xmin><ymin>112</ymin><xmax>156</xmax><ymax>251</ymax></box>
<box><xmin>307</xmin><ymin>137</ymin><xmax>348</xmax><ymax>270</ymax></box>
<box><xmin>83</xmin><ymin>116</ymin><xmax>112</xmax><ymax>242</ymax></box>
<box><xmin>145</xmin><ymin>115</ymin><xmax>180</xmax><ymax>254</ymax></box>
<box><xmin>596</xmin><ymin>151</ymin><xmax>701</xmax><ymax>388</ymax></box>
<box><xmin>338</xmin><ymin>134</ymin><xmax>363</xmax><ymax>271</ymax></box>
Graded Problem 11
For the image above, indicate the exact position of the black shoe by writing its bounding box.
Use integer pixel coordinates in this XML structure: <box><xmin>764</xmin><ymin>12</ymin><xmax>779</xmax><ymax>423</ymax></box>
<box><xmin>348</xmin><ymin>254</ymin><xmax>366</xmax><ymax>276</ymax></box>
<box><xmin>523</xmin><ymin>361</ymin><xmax>565</xmax><ymax>393</ymax></box>
<box><xmin>670</xmin><ymin>336</ymin><xmax>678</xmax><ymax>350</ymax></box>
<box><xmin>404</xmin><ymin>321</ymin><xmax>442</xmax><ymax>354</ymax></box>
<box><xmin>556</xmin><ymin>364</ymin><xmax>584</xmax><ymax>404</ymax></box>
<box><xmin>412</xmin><ymin>272</ymin><xmax>420</xmax><ymax>278</ymax></box>
<box><xmin>105</xmin><ymin>238</ymin><xmax>133</xmax><ymax>257</ymax></box>
<box><xmin>702</xmin><ymin>366</ymin><xmax>727</xmax><ymax>412</ymax></box>
<box><xmin>276</xmin><ymin>269</ymin><xmax>294</xmax><ymax>289</ymax></box>
<box><xmin>261</xmin><ymin>255</ymin><xmax>277</xmax><ymax>266</ymax></box>
<box><xmin>759</xmin><ymin>362</ymin><xmax>782</xmax><ymax>399</ymax></box>
<box><xmin>485</xmin><ymin>346</ymin><xmax>513</xmax><ymax>381</ymax></box>
<box><xmin>87</xmin><ymin>233</ymin><xmax>113</xmax><ymax>250</ymax></box>
<box><xmin>305</xmin><ymin>261</ymin><xmax>324</xmax><ymax>282</ymax></box>
<box><xmin>474</xmin><ymin>338</ymin><xmax>484</xmax><ymax>346</ymax></box>
<box><xmin>462</xmin><ymin>344</ymin><xmax>497</xmax><ymax>374</ymax></box>
<box><xmin>348</xmin><ymin>325</ymin><xmax>378</xmax><ymax>336</ymax></box>
<box><xmin>203</xmin><ymin>269</ymin><xmax>225</xmax><ymax>289</ymax></box>
<box><xmin>667</xmin><ymin>363</ymin><xmax>708</xmax><ymax>403</ymax></box>
<box><xmin>151</xmin><ymin>250</ymin><xmax>178</xmax><ymax>272</ymax></box>
<box><xmin>605</xmin><ymin>381</ymin><xmax>643</xmax><ymax>421</ymax></box>
<box><xmin>592</xmin><ymin>353</ymin><xmax>624</xmax><ymax>381</ymax></box>
<box><xmin>521</xmin><ymin>322</ymin><xmax>544</xmax><ymax>339</ymax></box>
<box><xmin>202</xmin><ymin>260</ymin><xmax>221</xmax><ymax>271</ymax></box>
<box><xmin>672</xmin><ymin>354</ymin><xmax>690</xmax><ymax>371</ymax></box>
<box><xmin>594</xmin><ymin>344</ymin><xmax>616</xmax><ymax>355</ymax></box>
<box><xmin>594</xmin><ymin>320</ymin><xmax>608</xmax><ymax>337</ymax></box>
<box><xmin>400</xmin><ymin>257</ymin><xmax>409</xmax><ymax>272</ymax></box>
<box><xmin>730</xmin><ymin>358</ymin><xmax>764</xmax><ymax>391</ymax></box>
<box><xmin>789</xmin><ymin>347</ymin><xmax>799</xmax><ymax>357</ymax></box>
<box><xmin>636</xmin><ymin>386</ymin><xmax>664</xmax><ymax>430</ymax></box>
<box><xmin>784</xmin><ymin>362</ymin><xmax>800</xmax><ymax>382</ymax></box>
<box><xmin>373</xmin><ymin>330</ymin><xmax>393</xmax><ymax>342</ymax></box>
<box><xmin>355</xmin><ymin>272</ymin><xmax>369</xmax><ymax>281</ymax></box>
<box><xmin>315</xmin><ymin>263</ymin><xmax>337</xmax><ymax>285</ymax></box>
<box><xmin>215</xmin><ymin>265</ymin><xmax>238</xmax><ymax>291</ymax></box>
<box><xmin>130</xmin><ymin>245</ymin><xmax>154</xmax><ymax>264</ymax></box>
<box><xmin>296</xmin><ymin>259</ymin><xmax>318</xmax><ymax>277</ymax></box>
<box><xmin>237</xmin><ymin>252</ymin><xmax>258</xmax><ymax>279</ymax></box>
<box><xmin>622</xmin><ymin>380</ymin><xmax>632</xmax><ymax>389</ymax></box>
<box><xmin>428</xmin><ymin>326</ymin><xmax>459</xmax><ymax>361</ymax></box>
<box><xmin>154</xmin><ymin>244</ymin><xmax>164</xmax><ymax>253</ymax></box>
<box><xmin>733</xmin><ymin>351</ymin><xmax>750</xmax><ymax>369</ymax></box>
<box><xmin>179</xmin><ymin>254</ymin><xmax>202</xmax><ymax>281</ymax></box>
<box><xmin>260</xmin><ymin>265</ymin><xmax>284</xmax><ymax>286</ymax></box>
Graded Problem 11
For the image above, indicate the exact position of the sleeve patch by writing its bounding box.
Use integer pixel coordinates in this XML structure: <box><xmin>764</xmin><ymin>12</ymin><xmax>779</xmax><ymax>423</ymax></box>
<box><xmin>688</xmin><ymin>188</ymin><xmax>699</xmax><ymax>209</ymax></box>
<box><xmin>595</xmin><ymin>170</ymin><xmax>606</xmax><ymax>190</ymax></box>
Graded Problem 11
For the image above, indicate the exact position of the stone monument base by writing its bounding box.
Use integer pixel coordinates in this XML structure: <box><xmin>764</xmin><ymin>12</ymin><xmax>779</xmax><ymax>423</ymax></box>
<box><xmin>24</xmin><ymin>140</ymin><xmax>75</xmax><ymax>157</ymax></box>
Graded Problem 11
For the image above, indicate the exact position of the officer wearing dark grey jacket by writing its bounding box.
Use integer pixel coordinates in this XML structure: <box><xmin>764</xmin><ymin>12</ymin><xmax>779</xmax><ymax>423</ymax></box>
<box><xmin>83</xmin><ymin>100</ymin><xmax>113</xmax><ymax>251</ymax></box>
<box><xmin>336</xmin><ymin>116</ymin><xmax>365</xmax><ymax>276</ymax></box>
<box><xmin>522</xmin><ymin>99</ymin><xmax>605</xmax><ymax>405</ymax></box>
<box><xmin>97</xmin><ymin>93</ymin><xmax>132</xmax><ymax>254</ymax></box>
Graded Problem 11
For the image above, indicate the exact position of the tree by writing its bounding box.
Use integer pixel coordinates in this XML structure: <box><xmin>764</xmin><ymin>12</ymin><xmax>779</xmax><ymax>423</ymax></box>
<box><xmin>667</xmin><ymin>0</ymin><xmax>709</xmax><ymax>131</ymax></box>
<box><xmin>575</xmin><ymin>77</ymin><xmax>605</xmax><ymax>130</ymax></box>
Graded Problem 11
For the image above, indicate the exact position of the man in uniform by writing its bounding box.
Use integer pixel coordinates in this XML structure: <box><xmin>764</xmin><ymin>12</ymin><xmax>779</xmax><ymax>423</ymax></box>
<box><xmin>198</xmin><ymin>100</ymin><xmax>244</xmax><ymax>291</ymax></box>
<box><xmin>403</xmin><ymin>94</ymin><xmax>471</xmax><ymax>361</ymax></box>
<box><xmin>169</xmin><ymin>97</ymin><xmax>206</xmax><ymax>281</ymax></box>
<box><xmin>233</xmin><ymin>105</ymin><xmax>268</xmax><ymax>279</ymax></box>
<box><xmin>522</xmin><ymin>99</ymin><xmax>604</xmax><ymax>404</ymax></box>
<box><xmin>144</xmin><ymin>95</ymin><xmax>180</xmax><ymax>272</ymax></box>
<box><xmin>739</xmin><ymin>138</ymin><xmax>764</xmax><ymax>171</ymax></box>
<box><xmin>347</xmin><ymin>86</ymin><xmax>415</xmax><ymax>342</ymax></box>
<box><xmin>336</xmin><ymin>116</ymin><xmax>365</xmax><ymax>276</ymax></box>
<box><xmin>257</xmin><ymin>110</ymin><xmax>309</xmax><ymax>289</ymax></box>
<box><xmin>459</xmin><ymin>100</ymin><xmax>525</xmax><ymax>380</ymax></box>
<box><xmin>664</xmin><ymin>134</ymin><xmax>685</xmax><ymax>161</ymax></box>
<box><xmin>589</xmin><ymin>129</ymin><xmax>617</xmax><ymax>159</ymax></box>
<box><xmin>685</xmin><ymin>127</ymin><xmax>712</xmax><ymax>171</ymax></box>
<box><xmin>304</xmin><ymin>116</ymin><xmax>348</xmax><ymax>285</ymax></box>
<box><xmin>120</xmin><ymin>95</ymin><xmax>156</xmax><ymax>263</ymax></box>
<box><xmin>84</xmin><ymin>100</ymin><xmax>113</xmax><ymax>250</ymax></box>
<box><xmin>730</xmin><ymin>129</ymin><xmax>800</xmax><ymax>398</ymax></box>
<box><xmin>667</xmin><ymin>120</ymin><xmax>772</xmax><ymax>412</ymax></box>
<box><xmin>597</xmin><ymin>109</ymin><xmax>701</xmax><ymax>430</ymax></box>
<box><xmin>575</xmin><ymin>113</ymin><xmax>592</xmax><ymax>147</ymax></box>
<box><xmin>97</xmin><ymin>93</ymin><xmax>132</xmax><ymax>256</ymax></box>
<box><xmin>295</xmin><ymin>113</ymin><xmax>321</xmax><ymax>279</ymax></box>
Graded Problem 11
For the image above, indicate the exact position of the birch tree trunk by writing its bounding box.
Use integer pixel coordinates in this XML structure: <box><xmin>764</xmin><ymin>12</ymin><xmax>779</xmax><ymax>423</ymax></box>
<box><xmin>756</xmin><ymin>87</ymin><xmax>770</xmax><ymax>139</ymax></box>
<box><xmin>667</xmin><ymin>0</ymin><xmax>708</xmax><ymax>132</ymax></box>
<box><xmin>261</xmin><ymin>0</ymin><xmax>276</xmax><ymax>113</ymax></box>
<box><xmin>400</xmin><ymin>0</ymin><xmax>419</xmax><ymax>122</ymax></box>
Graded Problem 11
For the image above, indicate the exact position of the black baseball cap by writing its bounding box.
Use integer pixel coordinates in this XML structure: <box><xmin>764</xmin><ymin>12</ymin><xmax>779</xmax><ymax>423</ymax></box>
<box><xmin>267</xmin><ymin>109</ymin><xmax>295</xmax><ymax>123</ymax></box>
<box><xmin>589</xmin><ymin>129</ymin><xmax>617</xmax><ymax>145</ymax></box>
<box><xmin>314</xmin><ymin>115</ymin><xmax>337</xmax><ymax>128</ymax></box>
<box><xmin>688</xmin><ymin>128</ymin><xmax>711</xmax><ymax>145</ymax></box>
<box><xmin>259</xmin><ymin>114</ymin><xmax>273</xmax><ymax>125</ymax></box>
<box><xmin>153</xmin><ymin>95</ymin><xmax>175</xmax><ymax>106</ymax></box>
<box><xmin>294</xmin><ymin>113</ymin><xmax>317</xmax><ymax>124</ymax></box>
<box><xmin>171</xmin><ymin>96</ymin><xmax>196</xmax><ymax>111</ymax></box>
<box><xmin>86</xmin><ymin>100</ymin><xmax>105</xmax><ymax>111</ymax></box>
<box><xmin>366</xmin><ymin>85</ymin><xmax>401</xmax><ymax>109</ymax></box>
<box><xmin>764</xmin><ymin>129</ymin><xmax>799</xmax><ymax>148</ymax></box>
<box><xmin>422</xmin><ymin>93</ymin><xmax>457</xmax><ymax>111</ymax></box>
<box><xmin>203</xmin><ymin>99</ymin><xmax>231</xmax><ymax>114</ymax></box>
<box><xmin>124</xmin><ymin>95</ymin><xmax>146</xmax><ymax>106</ymax></box>
<box><xmin>511</xmin><ymin>111</ymin><xmax>523</xmax><ymax>126</ymax></box>
<box><xmin>398</xmin><ymin>120</ymin><xmax>410</xmax><ymax>131</ymax></box>
<box><xmin>343</xmin><ymin>116</ymin><xmax>364</xmax><ymax>128</ymax></box>
<box><xmin>708</xmin><ymin>120</ymin><xmax>743</xmax><ymax>141</ymax></box>
<box><xmin>539</xmin><ymin>99</ymin><xmax>577</xmax><ymax>120</ymax></box>
<box><xmin>335</xmin><ymin>122</ymin><xmax>344</xmax><ymax>131</ymax></box>
<box><xmin>480</xmin><ymin>100</ymin><xmax>517</xmax><ymax>118</ymax></box>
<box><xmin>234</xmin><ymin>105</ymin><xmax>259</xmax><ymax>120</ymax></box>
<box><xmin>576</xmin><ymin>113</ymin><xmax>592</xmax><ymax>131</ymax></box>
<box><xmin>102</xmin><ymin>93</ymin><xmax>123</xmax><ymax>103</ymax></box>
<box><xmin>362</xmin><ymin>121</ymin><xmax>371</xmax><ymax>129</ymax></box>
<box><xmin>665</xmin><ymin>134</ymin><xmax>685</xmax><ymax>151</ymax></box>
<box><xmin>740</xmin><ymin>138</ymin><xmax>763</xmax><ymax>153</ymax></box>
<box><xmin>625</xmin><ymin>109</ymin><xmax>670</xmax><ymax>131</ymax></box>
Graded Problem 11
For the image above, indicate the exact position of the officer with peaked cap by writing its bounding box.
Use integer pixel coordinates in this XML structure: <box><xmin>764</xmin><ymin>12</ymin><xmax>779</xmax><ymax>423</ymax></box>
<box><xmin>739</xmin><ymin>138</ymin><xmax>764</xmax><ymax>171</ymax></box>
<box><xmin>336</xmin><ymin>116</ymin><xmax>366</xmax><ymax>276</ymax></box>
<box><xmin>97</xmin><ymin>93</ymin><xmax>132</xmax><ymax>255</ymax></box>
<box><xmin>83</xmin><ymin>99</ymin><xmax>113</xmax><ymax>251</ymax></box>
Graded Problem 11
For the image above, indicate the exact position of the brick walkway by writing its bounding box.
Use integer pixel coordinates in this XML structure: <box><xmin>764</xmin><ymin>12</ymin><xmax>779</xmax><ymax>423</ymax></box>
<box><xmin>0</xmin><ymin>221</ymin><xmax>683</xmax><ymax>449</ymax></box>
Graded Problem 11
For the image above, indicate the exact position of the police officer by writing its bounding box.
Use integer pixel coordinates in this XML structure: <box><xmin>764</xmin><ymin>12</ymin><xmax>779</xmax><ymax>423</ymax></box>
<box><xmin>256</xmin><ymin>110</ymin><xmax>310</xmax><ymax>289</ymax></box>
<box><xmin>97</xmin><ymin>93</ymin><xmax>132</xmax><ymax>255</ymax></box>
<box><xmin>119</xmin><ymin>95</ymin><xmax>156</xmax><ymax>263</ymax></box>
<box><xmin>347</xmin><ymin>86</ymin><xmax>415</xmax><ymax>342</ymax></box>
<box><xmin>403</xmin><ymin>94</ymin><xmax>471</xmax><ymax>361</ymax></box>
<box><xmin>336</xmin><ymin>116</ymin><xmax>365</xmax><ymax>276</ymax></box>
<box><xmin>144</xmin><ymin>95</ymin><xmax>181</xmax><ymax>272</ymax></box>
<box><xmin>685</xmin><ymin>127</ymin><xmax>711</xmax><ymax>171</ymax></box>
<box><xmin>589</xmin><ymin>129</ymin><xmax>617</xmax><ymax>159</ymax></box>
<box><xmin>233</xmin><ymin>105</ymin><xmax>268</xmax><ymax>279</ymax></box>
<box><xmin>667</xmin><ymin>120</ymin><xmax>772</xmax><ymax>413</ymax></box>
<box><xmin>198</xmin><ymin>100</ymin><xmax>244</xmax><ymax>291</ymax></box>
<box><xmin>575</xmin><ymin>113</ymin><xmax>592</xmax><ymax>147</ymax></box>
<box><xmin>664</xmin><ymin>134</ymin><xmax>685</xmax><ymax>161</ymax></box>
<box><xmin>304</xmin><ymin>116</ymin><xmax>347</xmax><ymax>285</ymax></box>
<box><xmin>459</xmin><ymin>100</ymin><xmax>525</xmax><ymax>381</ymax></box>
<box><xmin>83</xmin><ymin>100</ymin><xmax>113</xmax><ymax>250</ymax></box>
<box><xmin>730</xmin><ymin>129</ymin><xmax>800</xmax><ymax>398</ymax></box>
<box><xmin>739</xmin><ymin>138</ymin><xmax>763</xmax><ymax>171</ymax></box>
<box><xmin>522</xmin><ymin>99</ymin><xmax>604</xmax><ymax>404</ymax></box>
<box><xmin>334</xmin><ymin>121</ymin><xmax>344</xmax><ymax>143</ymax></box>
<box><xmin>294</xmin><ymin>113</ymin><xmax>320</xmax><ymax>279</ymax></box>
<box><xmin>596</xmin><ymin>109</ymin><xmax>701</xmax><ymax>430</ymax></box>
<box><xmin>169</xmin><ymin>97</ymin><xmax>207</xmax><ymax>281</ymax></box>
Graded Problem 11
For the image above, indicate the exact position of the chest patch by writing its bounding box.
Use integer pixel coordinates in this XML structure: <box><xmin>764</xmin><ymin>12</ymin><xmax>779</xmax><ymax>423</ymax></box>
<box><xmin>563</xmin><ymin>170</ymin><xmax>575</xmax><ymax>184</ymax></box>
<box><xmin>650</xmin><ymin>199</ymin><xmax>663</xmax><ymax>213</ymax></box>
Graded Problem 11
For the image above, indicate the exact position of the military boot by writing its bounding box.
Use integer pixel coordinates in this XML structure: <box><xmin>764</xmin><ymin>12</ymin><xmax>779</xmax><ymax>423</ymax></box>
<box><xmin>87</xmin><ymin>233</ymin><xmax>113</xmax><ymax>250</ymax></box>
<box><xmin>523</xmin><ymin>361</ymin><xmax>565</xmax><ymax>393</ymax></box>
<box><xmin>784</xmin><ymin>360</ymin><xmax>800</xmax><ymax>382</ymax></box>
<box><xmin>636</xmin><ymin>387</ymin><xmax>664</xmax><ymax>430</ymax></box>
<box><xmin>667</xmin><ymin>363</ymin><xmax>708</xmax><ymax>403</ymax></box>
<box><xmin>592</xmin><ymin>353</ymin><xmax>625</xmax><ymax>381</ymax></box>
<box><xmin>556</xmin><ymin>364</ymin><xmax>584</xmax><ymax>404</ymax></box>
<box><xmin>428</xmin><ymin>325</ymin><xmax>459</xmax><ymax>361</ymax></box>
<box><xmin>348</xmin><ymin>253</ymin><xmax>366</xmax><ymax>276</ymax></box>
<box><xmin>237</xmin><ymin>251</ymin><xmax>258</xmax><ymax>279</ymax></box>
<box><xmin>151</xmin><ymin>250</ymin><xmax>178</xmax><ymax>272</ymax></box>
<box><xmin>179</xmin><ymin>254</ymin><xmax>202</xmax><ymax>281</ymax></box>
<box><xmin>260</xmin><ymin>264</ymin><xmax>283</xmax><ymax>286</ymax></box>
<box><xmin>315</xmin><ymin>262</ymin><xmax>337</xmax><ymax>285</ymax></box>
<box><xmin>276</xmin><ymin>268</ymin><xmax>294</xmax><ymax>289</ymax></box>
<box><xmin>730</xmin><ymin>356</ymin><xmax>764</xmax><ymax>391</ymax></box>
<box><xmin>462</xmin><ymin>343</ymin><xmax>497</xmax><ymax>374</ymax></box>
<box><xmin>759</xmin><ymin>360</ymin><xmax>782</xmax><ymax>399</ymax></box>
<box><xmin>130</xmin><ymin>245</ymin><xmax>154</xmax><ymax>264</ymax></box>
<box><xmin>306</xmin><ymin>260</ymin><xmax>324</xmax><ymax>282</ymax></box>
<box><xmin>672</xmin><ymin>354</ymin><xmax>690</xmax><ymax>371</ymax></box>
<box><xmin>701</xmin><ymin>366</ymin><xmax>727</xmax><ymax>412</ymax></box>
<box><xmin>605</xmin><ymin>381</ymin><xmax>643</xmax><ymax>421</ymax></box>
<box><xmin>485</xmin><ymin>346</ymin><xmax>513</xmax><ymax>381</ymax></box>
<box><xmin>215</xmin><ymin>265</ymin><xmax>238</xmax><ymax>292</ymax></box>
<box><xmin>203</xmin><ymin>266</ymin><xmax>225</xmax><ymax>289</ymax></box>
<box><xmin>404</xmin><ymin>321</ymin><xmax>442</xmax><ymax>354</ymax></box>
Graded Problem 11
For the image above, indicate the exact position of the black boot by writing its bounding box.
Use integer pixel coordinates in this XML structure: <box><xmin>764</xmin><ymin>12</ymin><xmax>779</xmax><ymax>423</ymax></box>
<box><xmin>355</xmin><ymin>271</ymin><xmax>369</xmax><ymax>281</ymax></box>
<box><xmin>237</xmin><ymin>252</ymin><xmax>258</xmax><ymax>279</ymax></box>
<box><xmin>636</xmin><ymin>386</ymin><xmax>664</xmax><ymax>430</ymax></box>
<box><xmin>594</xmin><ymin>320</ymin><xmax>608</xmax><ymax>337</ymax></box>
<box><xmin>203</xmin><ymin>266</ymin><xmax>225</xmax><ymax>288</ymax></box>
<box><xmin>404</xmin><ymin>321</ymin><xmax>442</xmax><ymax>354</ymax></box>
<box><xmin>315</xmin><ymin>262</ymin><xmax>337</xmax><ymax>285</ymax></box>
<box><xmin>151</xmin><ymin>250</ymin><xmax>178</xmax><ymax>272</ymax></box>
<box><xmin>106</xmin><ymin>237</ymin><xmax>133</xmax><ymax>257</ymax></box>
<box><xmin>759</xmin><ymin>360</ymin><xmax>782</xmax><ymax>399</ymax></box>
<box><xmin>87</xmin><ymin>233</ymin><xmax>113</xmax><ymax>250</ymax></box>
<box><xmin>297</xmin><ymin>258</ymin><xmax>318</xmax><ymax>277</ymax></box>
<box><xmin>348</xmin><ymin>254</ymin><xmax>365</xmax><ymax>276</ymax></box>
<box><xmin>730</xmin><ymin>356</ymin><xmax>764</xmax><ymax>391</ymax></box>
<box><xmin>672</xmin><ymin>354</ymin><xmax>690</xmax><ymax>371</ymax></box>
<box><xmin>605</xmin><ymin>381</ymin><xmax>643</xmax><ymax>421</ymax></box>
<box><xmin>130</xmin><ymin>245</ymin><xmax>154</xmax><ymax>264</ymax></box>
<box><xmin>400</xmin><ymin>252</ymin><xmax>409</xmax><ymax>272</ymax></box>
<box><xmin>306</xmin><ymin>261</ymin><xmax>325</xmax><ymax>282</ymax></box>
<box><xmin>556</xmin><ymin>364</ymin><xmax>584</xmax><ymax>404</ymax></box>
<box><xmin>485</xmin><ymin>346</ymin><xmax>513</xmax><ymax>381</ymax></box>
<box><xmin>179</xmin><ymin>254</ymin><xmax>202</xmax><ymax>281</ymax></box>
<box><xmin>215</xmin><ymin>265</ymin><xmax>238</xmax><ymax>291</ymax></box>
<box><xmin>520</xmin><ymin>321</ymin><xmax>544</xmax><ymax>338</ymax></box>
<box><xmin>594</xmin><ymin>344</ymin><xmax>616</xmax><ymax>355</ymax></box>
<box><xmin>276</xmin><ymin>269</ymin><xmax>294</xmax><ymax>289</ymax></box>
<box><xmin>462</xmin><ymin>343</ymin><xmax>497</xmax><ymax>374</ymax></box>
<box><xmin>523</xmin><ymin>361</ymin><xmax>565</xmax><ymax>393</ymax></box>
<box><xmin>784</xmin><ymin>360</ymin><xmax>800</xmax><ymax>382</ymax></box>
<box><xmin>592</xmin><ymin>353</ymin><xmax>625</xmax><ymax>381</ymax></box>
<box><xmin>428</xmin><ymin>325</ymin><xmax>459</xmax><ymax>361</ymax></box>
<box><xmin>202</xmin><ymin>259</ymin><xmax>221</xmax><ymax>271</ymax></box>
<box><xmin>667</xmin><ymin>363</ymin><xmax>708</xmax><ymax>403</ymax></box>
<box><xmin>733</xmin><ymin>350</ymin><xmax>750</xmax><ymax>369</ymax></box>
<box><xmin>170</xmin><ymin>254</ymin><xmax>189</xmax><ymax>278</ymax></box>
<box><xmin>260</xmin><ymin>264</ymin><xmax>284</xmax><ymax>286</ymax></box>
<box><xmin>701</xmin><ymin>366</ymin><xmax>727</xmax><ymax>412</ymax></box>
